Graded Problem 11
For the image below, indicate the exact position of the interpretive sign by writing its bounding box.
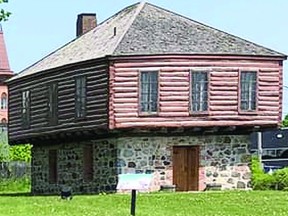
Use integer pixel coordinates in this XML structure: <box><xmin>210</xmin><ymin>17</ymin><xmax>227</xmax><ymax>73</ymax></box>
<box><xmin>117</xmin><ymin>174</ymin><xmax>153</xmax><ymax>216</ymax></box>
<box><xmin>116</xmin><ymin>174</ymin><xmax>153</xmax><ymax>190</ymax></box>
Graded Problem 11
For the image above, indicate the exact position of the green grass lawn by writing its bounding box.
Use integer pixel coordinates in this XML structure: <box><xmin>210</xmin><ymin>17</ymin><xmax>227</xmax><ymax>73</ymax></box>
<box><xmin>0</xmin><ymin>191</ymin><xmax>287</xmax><ymax>216</ymax></box>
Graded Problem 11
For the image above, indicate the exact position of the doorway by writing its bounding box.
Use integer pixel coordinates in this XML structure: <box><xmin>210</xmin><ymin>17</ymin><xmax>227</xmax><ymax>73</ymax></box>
<box><xmin>173</xmin><ymin>146</ymin><xmax>199</xmax><ymax>191</ymax></box>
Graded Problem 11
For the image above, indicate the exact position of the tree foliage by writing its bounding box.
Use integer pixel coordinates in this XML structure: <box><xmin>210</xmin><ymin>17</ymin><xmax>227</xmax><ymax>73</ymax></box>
<box><xmin>0</xmin><ymin>0</ymin><xmax>11</xmax><ymax>22</ymax></box>
<box><xmin>9</xmin><ymin>144</ymin><xmax>32</xmax><ymax>162</ymax></box>
<box><xmin>0</xmin><ymin>130</ymin><xmax>9</xmax><ymax>161</ymax></box>
<box><xmin>282</xmin><ymin>114</ymin><xmax>288</xmax><ymax>128</ymax></box>
<box><xmin>0</xmin><ymin>130</ymin><xmax>32</xmax><ymax>162</ymax></box>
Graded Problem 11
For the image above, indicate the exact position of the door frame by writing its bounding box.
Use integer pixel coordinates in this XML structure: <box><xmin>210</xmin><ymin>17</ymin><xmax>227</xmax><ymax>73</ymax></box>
<box><xmin>172</xmin><ymin>145</ymin><xmax>200</xmax><ymax>191</ymax></box>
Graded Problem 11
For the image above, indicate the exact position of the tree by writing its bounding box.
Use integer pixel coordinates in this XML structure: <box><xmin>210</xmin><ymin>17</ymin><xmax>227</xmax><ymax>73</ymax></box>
<box><xmin>282</xmin><ymin>114</ymin><xmax>288</xmax><ymax>128</ymax></box>
<box><xmin>0</xmin><ymin>0</ymin><xmax>11</xmax><ymax>22</ymax></box>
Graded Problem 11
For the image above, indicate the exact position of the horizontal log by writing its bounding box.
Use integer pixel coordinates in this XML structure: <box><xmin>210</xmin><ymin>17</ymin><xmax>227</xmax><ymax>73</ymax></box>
<box><xmin>86</xmin><ymin>104</ymin><xmax>107</xmax><ymax>110</ymax></box>
<box><xmin>258</xmin><ymin>77</ymin><xmax>279</xmax><ymax>82</ymax></box>
<box><xmin>160</xmin><ymin>92</ymin><xmax>189</xmax><ymax>97</ymax></box>
<box><xmin>114</xmin><ymin>92</ymin><xmax>138</xmax><ymax>98</ymax></box>
<box><xmin>114</xmin><ymin>114</ymin><xmax>269</xmax><ymax>123</ymax></box>
<box><xmin>209</xmin><ymin>100</ymin><xmax>238</xmax><ymax>105</ymax></box>
<box><xmin>87</xmin><ymin>83</ymin><xmax>108</xmax><ymax>90</ymax></box>
<box><xmin>160</xmin><ymin>82</ymin><xmax>189</xmax><ymax>87</ymax></box>
<box><xmin>258</xmin><ymin>81</ymin><xmax>279</xmax><ymax>86</ymax></box>
<box><xmin>209</xmin><ymin>106</ymin><xmax>238</xmax><ymax>111</ymax></box>
<box><xmin>113</xmin><ymin>103</ymin><xmax>138</xmax><ymax>108</ymax></box>
<box><xmin>257</xmin><ymin>86</ymin><xmax>280</xmax><ymax>91</ymax></box>
<box><xmin>211</xmin><ymin>96</ymin><xmax>237</xmax><ymax>100</ymax></box>
<box><xmin>259</xmin><ymin>71</ymin><xmax>279</xmax><ymax>76</ymax></box>
<box><xmin>30</xmin><ymin>110</ymin><xmax>47</xmax><ymax>117</ymax></box>
<box><xmin>8</xmin><ymin>101</ymin><xmax>22</xmax><ymax>108</ymax></box>
<box><xmin>159</xmin><ymin>101</ymin><xmax>189</xmax><ymax>107</ymax></box>
<box><xmin>114</xmin><ymin>87</ymin><xmax>138</xmax><ymax>93</ymax></box>
<box><xmin>86</xmin><ymin>72</ymin><xmax>108</xmax><ymax>81</ymax></box>
<box><xmin>29</xmin><ymin>122</ymin><xmax>48</xmax><ymax>128</ymax></box>
<box><xmin>160</xmin><ymin>107</ymin><xmax>188</xmax><ymax>112</ymax></box>
<box><xmin>159</xmin><ymin>112</ymin><xmax>190</xmax><ymax>117</ymax></box>
<box><xmin>58</xmin><ymin>104</ymin><xmax>74</xmax><ymax>110</ymax></box>
<box><xmin>210</xmin><ymin>72</ymin><xmax>238</xmax><ymax>77</ymax></box>
<box><xmin>257</xmin><ymin>105</ymin><xmax>280</xmax><ymax>111</ymax></box>
<box><xmin>159</xmin><ymin>72</ymin><xmax>189</xmax><ymax>77</ymax></box>
<box><xmin>113</xmin><ymin>72</ymin><xmax>138</xmax><ymax>77</ymax></box>
<box><xmin>114</xmin><ymin>113</ymin><xmax>139</xmax><ymax>118</ymax></box>
<box><xmin>112</xmin><ymin>82</ymin><xmax>138</xmax><ymax>87</ymax></box>
<box><xmin>114</xmin><ymin>108</ymin><xmax>138</xmax><ymax>113</ymax></box>
<box><xmin>31</xmin><ymin>103</ymin><xmax>48</xmax><ymax>110</ymax></box>
<box><xmin>58</xmin><ymin>93</ymin><xmax>75</xmax><ymax>100</ymax></box>
<box><xmin>31</xmin><ymin>99</ymin><xmax>47</xmax><ymax>106</ymax></box>
<box><xmin>113</xmin><ymin>98</ymin><xmax>138</xmax><ymax>103</ymax></box>
<box><xmin>58</xmin><ymin>83</ymin><xmax>75</xmax><ymax>89</ymax></box>
<box><xmin>113</xmin><ymin>77</ymin><xmax>138</xmax><ymax>83</ymax></box>
<box><xmin>258</xmin><ymin>91</ymin><xmax>279</xmax><ymax>96</ymax></box>
<box><xmin>160</xmin><ymin>86</ymin><xmax>189</xmax><ymax>91</ymax></box>
<box><xmin>113</xmin><ymin>60</ymin><xmax>279</xmax><ymax>69</ymax></box>
<box><xmin>160</xmin><ymin>96</ymin><xmax>189</xmax><ymax>101</ymax></box>
<box><xmin>208</xmin><ymin>115</ymin><xmax>277</xmax><ymax>121</ymax></box>
<box><xmin>87</xmin><ymin>99</ymin><xmax>108</xmax><ymax>105</ymax></box>
<box><xmin>115</xmin><ymin>120</ymin><xmax>278</xmax><ymax>128</ymax></box>
<box><xmin>209</xmin><ymin>111</ymin><xmax>238</xmax><ymax>115</ymax></box>
<box><xmin>31</xmin><ymin>89</ymin><xmax>46</xmax><ymax>97</ymax></box>
<box><xmin>210</xmin><ymin>82</ymin><xmax>238</xmax><ymax>86</ymax></box>
<box><xmin>259</xmin><ymin>69</ymin><xmax>279</xmax><ymax>72</ymax></box>
<box><xmin>257</xmin><ymin>101</ymin><xmax>279</xmax><ymax>106</ymax></box>
<box><xmin>209</xmin><ymin>91</ymin><xmax>237</xmax><ymax>96</ymax></box>
<box><xmin>258</xmin><ymin>96</ymin><xmax>279</xmax><ymax>101</ymax></box>
<box><xmin>6</xmin><ymin>94</ymin><xmax>20</xmax><ymax>100</ymax></box>
<box><xmin>58</xmin><ymin>88</ymin><xmax>74</xmax><ymax>95</ymax></box>
<box><xmin>159</xmin><ymin>77</ymin><xmax>189</xmax><ymax>82</ymax></box>
<box><xmin>210</xmin><ymin>77</ymin><xmax>237</xmax><ymax>81</ymax></box>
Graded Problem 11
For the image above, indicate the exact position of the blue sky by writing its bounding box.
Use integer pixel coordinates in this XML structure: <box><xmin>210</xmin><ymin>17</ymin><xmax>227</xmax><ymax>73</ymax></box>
<box><xmin>2</xmin><ymin>0</ymin><xmax>288</xmax><ymax>117</ymax></box>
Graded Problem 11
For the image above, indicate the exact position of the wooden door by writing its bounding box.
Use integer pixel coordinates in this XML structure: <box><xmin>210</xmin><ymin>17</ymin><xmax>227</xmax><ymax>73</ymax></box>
<box><xmin>173</xmin><ymin>146</ymin><xmax>199</xmax><ymax>191</ymax></box>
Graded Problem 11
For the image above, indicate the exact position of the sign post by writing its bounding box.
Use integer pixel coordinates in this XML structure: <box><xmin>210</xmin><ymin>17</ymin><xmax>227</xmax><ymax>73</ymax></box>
<box><xmin>117</xmin><ymin>174</ymin><xmax>153</xmax><ymax>216</ymax></box>
<box><xmin>130</xmin><ymin>189</ymin><xmax>136</xmax><ymax>216</ymax></box>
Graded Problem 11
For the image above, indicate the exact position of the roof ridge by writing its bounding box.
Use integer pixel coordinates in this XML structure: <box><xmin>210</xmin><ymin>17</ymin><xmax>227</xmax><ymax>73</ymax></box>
<box><xmin>112</xmin><ymin>1</ymin><xmax>146</xmax><ymax>55</ymax></box>
<box><xmin>143</xmin><ymin>2</ymin><xmax>286</xmax><ymax>57</ymax></box>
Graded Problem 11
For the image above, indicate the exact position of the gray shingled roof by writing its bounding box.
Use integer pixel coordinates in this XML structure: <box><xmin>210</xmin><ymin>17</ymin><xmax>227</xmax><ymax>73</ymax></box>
<box><xmin>10</xmin><ymin>2</ymin><xmax>286</xmax><ymax>81</ymax></box>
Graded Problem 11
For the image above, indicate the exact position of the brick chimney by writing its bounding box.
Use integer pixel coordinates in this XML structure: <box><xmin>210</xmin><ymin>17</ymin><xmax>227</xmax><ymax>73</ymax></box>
<box><xmin>76</xmin><ymin>13</ymin><xmax>97</xmax><ymax>37</ymax></box>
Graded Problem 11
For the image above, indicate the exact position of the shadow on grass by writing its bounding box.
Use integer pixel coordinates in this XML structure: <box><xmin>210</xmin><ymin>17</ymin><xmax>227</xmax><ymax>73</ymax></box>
<box><xmin>0</xmin><ymin>192</ymin><xmax>32</xmax><ymax>197</ymax></box>
<box><xmin>0</xmin><ymin>192</ymin><xmax>63</xmax><ymax>197</ymax></box>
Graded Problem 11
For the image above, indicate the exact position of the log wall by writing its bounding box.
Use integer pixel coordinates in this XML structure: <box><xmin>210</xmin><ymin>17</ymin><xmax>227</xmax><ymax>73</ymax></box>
<box><xmin>8</xmin><ymin>60</ymin><xmax>109</xmax><ymax>144</ymax></box>
<box><xmin>109</xmin><ymin>56</ymin><xmax>283</xmax><ymax>129</ymax></box>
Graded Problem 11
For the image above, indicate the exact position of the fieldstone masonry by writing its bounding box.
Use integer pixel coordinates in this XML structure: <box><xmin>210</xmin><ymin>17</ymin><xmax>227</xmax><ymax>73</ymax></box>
<box><xmin>31</xmin><ymin>140</ymin><xmax>117</xmax><ymax>194</ymax></box>
<box><xmin>31</xmin><ymin>134</ymin><xmax>251</xmax><ymax>194</ymax></box>
<box><xmin>117</xmin><ymin>135</ymin><xmax>251</xmax><ymax>191</ymax></box>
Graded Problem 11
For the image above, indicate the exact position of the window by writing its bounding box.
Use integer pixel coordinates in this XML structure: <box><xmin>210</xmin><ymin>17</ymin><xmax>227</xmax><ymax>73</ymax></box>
<box><xmin>191</xmin><ymin>71</ymin><xmax>208</xmax><ymax>112</ymax></box>
<box><xmin>240</xmin><ymin>71</ymin><xmax>257</xmax><ymax>111</ymax></box>
<box><xmin>49</xmin><ymin>150</ymin><xmax>58</xmax><ymax>184</ymax></box>
<box><xmin>75</xmin><ymin>76</ymin><xmax>86</xmax><ymax>118</ymax></box>
<box><xmin>1</xmin><ymin>93</ymin><xmax>7</xmax><ymax>109</ymax></box>
<box><xmin>48</xmin><ymin>83</ymin><xmax>58</xmax><ymax>125</ymax></box>
<box><xmin>1</xmin><ymin>118</ymin><xmax>7</xmax><ymax>132</ymax></box>
<box><xmin>140</xmin><ymin>71</ymin><xmax>158</xmax><ymax>114</ymax></box>
<box><xmin>22</xmin><ymin>90</ymin><xmax>30</xmax><ymax>128</ymax></box>
<box><xmin>83</xmin><ymin>145</ymin><xmax>93</xmax><ymax>182</ymax></box>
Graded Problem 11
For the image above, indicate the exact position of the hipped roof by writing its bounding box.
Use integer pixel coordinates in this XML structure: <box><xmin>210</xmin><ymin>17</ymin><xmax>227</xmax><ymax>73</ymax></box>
<box><xmin>10</xmin><ymin>2</ymin><xmax>286</xmax><ymax>81</ymax></box>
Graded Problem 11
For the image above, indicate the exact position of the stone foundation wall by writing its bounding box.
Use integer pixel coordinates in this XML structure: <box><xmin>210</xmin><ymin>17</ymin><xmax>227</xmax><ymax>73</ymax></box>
<box><xmin>31</xmin><ymin>134</ymin><xmax>251</xmax><ymax>194</ymax></box>
<box><xmin>116</xmin><ymin>135</ymin><xmax>251</xmax><ymax>190</ymax></box>
<box><xmin>31</xmin><ymin>140</ymin><xmax>117</xmax><ymax>194</ymax></box>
